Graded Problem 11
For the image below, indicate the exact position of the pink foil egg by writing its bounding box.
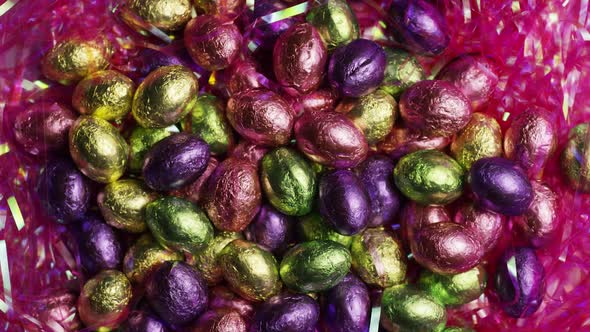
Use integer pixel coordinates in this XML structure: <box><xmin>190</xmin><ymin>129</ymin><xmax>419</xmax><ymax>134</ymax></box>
<box><xmin>185</xmin><ymin>15</ymin><xmax>242</xmax><ymax>71</ymax></box>
<box><xmin>514</xmin><ymin>181</ymin><xmax>559</xmax><ymax>248</ymax></box>
<box><xmin>401</xmin><ymin>202</ymin><xmax>450</xmax><ymax>245</ymax></box>
<box><xmin>454</xmin><ymin>202</ymin><xmax>505</xmax><ymax>253</ymax></box>
<box><xmin>377</xmin><ymin>126</ymin><xmax>451</xmax><ymax>159</ymax></box>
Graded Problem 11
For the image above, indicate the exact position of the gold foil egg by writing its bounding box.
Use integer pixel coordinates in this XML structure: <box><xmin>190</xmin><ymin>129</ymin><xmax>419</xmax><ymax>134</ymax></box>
<box><xmin>450</xmin><ymin>113</ymin><xmax>503</xmax><ymax>169</ymax></box>
<box><xmin>562</xmin><ymin>123</ymin><xmax>590</xmax><ymax>192</ymax></box>
<box><xmin>98</xmin><ymin>179</ymin><xmax>157</xmax><ymax>233</ymax></box>
<box><xmin>132</xmin><ymin>65</ymin><xmax>198</xmax><ymax>128</ymax></box>
<box><xmin>195</xmin><ymin>231</ymin><xmax>243</xmax><ymax>285</ymax></box>
<box><xmin>128</xmin><ymin>0</ymin><xmax>192</xmax><ymax>31</ymax></box>
<box><xmin>381</xmin><ymin>284</ymin><xmax>447</xmax><ymax>332</ymax></box>
<box><xmin>418</xmin><ymin>265</ymin><xmax>487</xmax><ymax>306</ymax></box>
<box><xmin>69</xmin><ymin>116</ymin><xmax>129</xmax><ymax>183</ymax></box>
<box><xmin>123</xmin><ymin>234</ymin><xmax>183</xmax><ymax>284</ymax></box>
<box><xmin>72</xmin><ymin>70</ymin><xmax>135</xmax><ymax>121</ymax></box>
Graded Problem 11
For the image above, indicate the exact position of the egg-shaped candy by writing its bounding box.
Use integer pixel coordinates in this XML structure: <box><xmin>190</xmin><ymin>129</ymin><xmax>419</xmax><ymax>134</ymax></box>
<box><xmin>394</xmin><ymin>150</ymin><xmax>464</xmax><ymax>205</ymax></box>
<box><xmin>124</xmin><ymin>311</ymin><xmax>170</xmax><ymax>332</ymax></box>
<box><xmin>400</xmin><ymin>80</ymin><xmax>473</xmax><ymax>137</ymax></box>
<box><xmin>495</xmin><ymin>247</ymin><xmax>544</xmax><ymax>317</ymax></box>
<box><xmin>454</xmin><ymin>203</ymin><xmax>504</xmax><ymax>253</ymax></box>
<box><xmin>378</xmin><ymin>126</ymin><xmax>451</xmax><ymax>160</ymax></box>
<box><xmin>37</xmin><ymin>158</ymin><xmax>91</xmax><ymax>223</ymax></box>
<box><xmin>142</xmin><ymin>133</ymin><xmax>210</xmax><ymax>191</ymax></box>
<box><xmin>146</xmin><ymin>196</ymin><xmax>214</xmax><ymax>255</ymax></box>
<box><xmin>401</xmin><ymin>202</ymin><xmax>450</xmax><ymax>245</ymax></box>
<box><xmin>381</xmin><ymin>48</ymin><xmax>425</xmax><ymax>98</ymax></box>
<box><xmin>132</xmin><ymin>65</ymin><xmax>198</xmax><ymax>128</ymax></box>
<box><xmin>188</xmin><ymin>94</ymin><xmax>234</xmax><ymax>155</ymax></box>
<box><xmin>224</xmin><ymin>59</ymin><xmax>265</xmax><ymax>96</ymax></box>
<box><xmin>128</xmin><ymin>0</ymin><xmax>192</xmax><ymax>31</ymax></box>
<box><xmin>381</xmin><ymin>284</ymin><xmax>447</xmax><ymax>332</ymax></box>
<box><xmin>305</xmin><ymin>0</ymin><xmax>359</xmax><ymax>51</ymax></box>
<box><xmin>418</xmin><ymin>265</ymin><xmax>487</xmax><ymax>306</ymax></box>
<box><xmin>469</xmin><ymin>157</ymin><xmax>533</xmax><ymax>216</ymax></box>
<box><xmin>388</xmin><ymin>0</ymin><xmax>449</xmax><ymax>55</ymax></box>
<box><xmin>251</xmin><ymin>294</ymin><xmax>319</xmax><ymax>332</ymax></box>
<box><xmin>191</xmin><ymin>310</ymin><xmax>247</xmax><ymax>332</ymax></box>
<box><xmin>170</xmin><ymin>156</ymin><xmax>219</xmax><ymax>204</ymax></box>
<box><xmin>195</xmin><ymin>231</ymin><xmax>243</xmax><ymax>284</ymax></box>
<box><xmin>98</xmin><ymin>179</ymin><xmax>156</xmax><ymax>233</ymax></box>
<box><xmin>562</xmin><ymin>123</ymin><xmax>590</xmax><ymax>192</ymax></box>
<box><xmin>42</xmin><ymin>38</ymin><xmax>112</xmax><ymax>84</ymax></box>
<box><xmin>205</xmin><ymin>158</ymin><xmax>262</xmax><ymax>232</ymax></box>
<box><xmin>451</xmin><ymin>113</ymin><xmax>503</xmax><ymax>169</ymax></box>
<box><xmin>322</xmin><ymin>273</ymin><xmax>370</xmax><ymax>332</ymax></box>
<box><xmin>514</xmin><ymin>182</ymin><xmax>559</xmax><ymax>248</ymax></box>
<box><xmin>280</xmin><ymin>240</ymin><xmax>351</xmax><ymax>293</ymax></box>
<box><xmin>78</xmin><ymin>270</ymin><xmax>132</xmax><ymax>329</ymax></box>
<box><xmin>128</xmin><ymin>126</ymin><xmax>177</xmax><ymax>173</ymax></box>
<box><xmin>261</xmin><ymin>147</ymin><xmax>316</xmax><ymax>216</ymax></box>
<box><xmin>14</xmin><ymin>102</ymin><xmax>77</xmax><ymax>155</ymax></box>
<box><xmin>72</xmin><ymin>70</ymin><xmax>135</xmax><ymax>121</ymax></box>
<box><xmin>328</xmin><ymin>39</ymin><xmax>386</xmax><ymax>97</ymax></box>
<box><xmin>229</xmin><ymin>140</ymin><xmax>270</xmax><ymax>167</ymax></box>
<box><xmin>123</xmin><ymin>234</ymin><xmax>183</xmax><ymax>284</ymax></box>
<box><xmin>295</xmin><ymin>110</ymin><xmax>368</xmax><ymax>168</ymax></box>
<box><xmin>146</xmin><ymin>261</ymin><xmax>209</xmax><ymax>325</ymax></box>
<box><xmin>300</xmin><ymin>89</ymin><xmax>337</xmax><ymax>113</ymax></box>
<box><xmin>78</xmin><ymin>216</ymin><xmax>122</xmax><ymax>275</ymax></box>
<box><xmin>209</xmin><ymin>285</ymin><xmax>256</xmax><ymax>318</ymax></box>
<box><xmin>193</xmin><ymin>0</ymin><xmax>244</xmax><ymax>18</ymax></box>
<box><xmin>339</xmin><ymin>90</ymin><xmax>397</xmax><ymax>145</ymax></box>
<box><xmin>36</xmin><ymin>291</ymin><xmax>81</xmax><ymax>332</ymax></box>
<box><xmin>298</xmin><ymin>212</ymin><xmax>352</xmax><ymax>248</ymax></box>
<box><xmin>185</xmin><ymin>15</ymin><xmax>242</xmax><ymax>71</ymax></box>
<box><xmin>245</xmin><ymin>205</ymin><xmax>294</xmax><ymax>253</ymax></box>
<box><xmin>219</xmin><ymin>240</ymin><xmax>282</xmax><ymax>301</ymax></box>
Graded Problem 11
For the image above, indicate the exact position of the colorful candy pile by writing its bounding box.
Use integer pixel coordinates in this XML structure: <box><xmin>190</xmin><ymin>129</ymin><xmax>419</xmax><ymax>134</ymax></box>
<box><xmin>4</xmin><ymin>0</ymin><xmax>590</xmax><ymax>331</ymax></box>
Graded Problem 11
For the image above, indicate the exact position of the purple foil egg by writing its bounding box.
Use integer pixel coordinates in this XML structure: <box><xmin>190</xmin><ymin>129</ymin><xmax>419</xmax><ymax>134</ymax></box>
<box><xmin>355</xmin><ymin>155</ymin><xmax>401</xmax><ymax>227</ymax></box>
<box><xmin>469</xmin><ymin>157</ymin><xmax>534</xmax><ymax>216</ymax></box>
<box><xmin>319</xmin><ymin>170</ymin><xmax>370</xmax><ymax>235</ymax></box>
<box><xmin>328</xmin><ymin>39</ymin><xmax>386</xmax><ymax>97</ymax></box>
<box><xmin>37</xmin><ymin>158</ymin><xmax>91</xmax><ymax>223</ymax></box>
<box><xmin>322</xmin><ymin>273</ymin><xmax>370</xmax><ymax>332</ymax></box>
<box><xmin>454</xmin><ymin>202</ymin><xmax>504</xmax><ymax>254</ymax></box>
<box><xmin>388</xmin><ymin>0</ymin><xmax>450</xmax><ymax>55</ymax></box>
<box><xmin>245</xmin><ymin>204</ymin><xmax>294</xmax><ymax>253</ymax></box>
<box><xmin>495</xmin><ymin>247</ymin><xmax>544</xmax><ymax>318</ymax></box>
<box><xmin>142</xmin><ymin>133</ymin><xmax>210</xmax><ymax>191</ymax></box>
<box><xmin>514</xmin><ymin>182</ymin><xmax>559</xmax><ymax>248</ymax></box>
<box><xmin>123</xmin><ymin>311</ymin><xmax>169</xmax><ymax>332</ymax></box>
<box><xmin>145</xmin><ymin>261</ymin><xmax>209</xmax><ymax>326</ymax></box>
<box><xmin>250</xmin><ymin>294</ymin><xmax>320</xmax><ymax>332</ymax></box>
<box><xmin>78</xmin><ymin>216</ymin><xmax>122</xmax><ymax>275</ymax></box>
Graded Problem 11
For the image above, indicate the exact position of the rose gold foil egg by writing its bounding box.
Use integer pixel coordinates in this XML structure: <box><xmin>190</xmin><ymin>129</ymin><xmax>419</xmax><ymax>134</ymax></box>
<box><xmin>514</xmin><ymin>181</ymin><xmax>559</xmax><ymax>248</ymax></box>
<box><xmin>295</xmin><ymin>110</ymin><xmax>369</xmax><ymax>168</ymax></box>
<box><xmin>227</xmin><ymin>89</ymin><xmax>295</xmax><ymax>147</ymax></box>
<box><xmin>504</xmin><ymin>108</ymin><xmax>557</xmax><ymax>179</ymax></box>
<box><xmin>300</xmin><ymin>89</ymin><xmax>337</xmax><ymax>113</ymax></box>
<box><xmin>194</xmin><ymin>0</ymin><xmax>245</xmax><ymax>18</ymax></box>
<box><xmin>185</xmin><ymin>15</ymin><xmax>242</xmax><ymax>71</ymax></box>
<box><xmin>190</xmin><ymin>310</ymin><xmax>247</xmax><ymax>332</ymax></box>
<box><xmin>204</xmin><ymin>158</ymin><xmax>262</xmax><ymax>231</ymax></box>
<box><xmin>229</xmin><ymin>141</ymin><xmax>270</xmax><ymax>167</ymax></box>
<box><xmin>377</xmin><ymin>126</ymin><xmax>451</xmax><ymax>159</ymax></box>
<box><xmin>225</xmin><ymin>60</ymin><xmax>264</xmax><ymax>96</ymax></box>
<box><xmin>454</xmin><ymin>202</ymin><xmax>504</xmax><ymax>253</ymax></box>
<box><xmin>401</xmin><ymin>202</ymin><xmax>450</xmax><ymax>245</ymax></box>
<box><xmin>36</xmin><ymin>291</ymin><xmax>81</xmax><ymax>331</ymax></box>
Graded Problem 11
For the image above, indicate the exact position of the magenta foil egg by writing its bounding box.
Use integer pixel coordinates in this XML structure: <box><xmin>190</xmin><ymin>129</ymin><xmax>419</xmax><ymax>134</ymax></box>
<box><xmin>295</xmin><ymin>111</ymin><xmax>369</xmax><ymax>168</ymax></box>
<box><xmin>229</xmin><ymin>140</ymin><xmax>270</xmax><ymax>167</ymax></box>
<box><xmin>185</xmin><ymin>15</ymin><xmax>242</xmax><ymax>71</ymax></box>
<box><xmin>454</xmin><ymin>202</ymin><xmax>504</xmax><ymax>253</ymax></box>
<box><xmin>514</xmin><ymin>181</ymin><xmax>559</xmax><ymax>248</ymax></box>
<box><xmin>378</xmin><ymin>126</ymin><xmax>451</xmax><ymax>159</ymax></box>
<box><xmin>401</xmin><ymin>202</ymin><xmax>450</xmax><ymax>245</ymax></box>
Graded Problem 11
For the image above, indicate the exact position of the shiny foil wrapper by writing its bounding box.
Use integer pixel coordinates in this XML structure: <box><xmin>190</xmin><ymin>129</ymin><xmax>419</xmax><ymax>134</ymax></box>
<box><xmin>251</xmin><ymin>294</ymin><xmax>320</xmax><ymax>332</ymax></box>
<box><xmin>381</xmin><ymin>284</ymin><xmax>447</xmax><ymax>332</ymax></box>
<box><xmin>562</xmin><ymin>123</ymin><xmax>590</xmax><ymax>192</ymax></box>
<box><xmin>187</xmin><ymin>93</ymin><xmax>234</xmax><ymax>155</ymax></box>
<box><xmin>128</xmin><ymin>125</ymin><xmax>177</xmax><ymax>173</ymax></box>
<box><xmin>514</xmin><ymin>181</ymin><xmax>559</xmax><ymax>248</ymax></box>
<box><xmin>123</xmin><ymin>234</ymin><xmax>183</xmax><ymax>284</ymax></box>
<box><xmin>305</xmin><ymin>0</ymin><xmax>359</xmax><ymax>51</ymax></box>
<box><xmin>128</xmin><ymin>0</ymin><xmax>192</xmax><ymax>31</ymax></box>
<box><xmin>401</xmin><ymin>202</ymin><xmax>450</xmax><ymax>245</ymax></box>
<box><xmin>191</xmin><ymin>310</ymin><xmax>247</xmax><ymax>332</ymax></box>
<box><xmin>195</xmin><ymin>231</ymin><xmax>243</xmax><ymax>284</ymax></box>
<box><xmin>418</xmin><ymin>265</ymin><xmax>487</xmax><ymax>306</ymax></box>
<box><xmin>451</xmin><ymin>113</ymin><xmax>503</xmax><ymax>170</ymax></box>
<box><xmin>193</xmin><ymin>0</ymin><xmax>245</xmax><ymax>18</ymax></box>
<box><xmin>378</xmin><ymin>126</ymin><xmax>451</xmax><ymax>160</ymax></box>
<box><xmin>454</xmin><ymin>202</ymin><xmax>504</xmax><ymax>253</ymax></box>
<box><xmin>185</xmin><ymin>15</ymin><xmax>242</xmax><ymax>71</ymax></box>
<box><xmin>298</xmin><ymin>212</ymin><xmax>353</xmax><ymax>248</ymax></box>
<box><xmin>98</xmin><ymin>179</ymin><xmax>156</xmax><ymax>233</ymax></box>
<box><xmin>381</xmin><ymin>48</ymin><xmax>425</xmax><ymax>98</ymax></box>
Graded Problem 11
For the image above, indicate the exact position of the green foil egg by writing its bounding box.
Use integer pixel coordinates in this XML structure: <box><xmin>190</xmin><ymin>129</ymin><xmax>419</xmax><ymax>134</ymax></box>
<box><xmin>562</xmin><ymin>123</ymin><xmax>590</xmax><ymax>192</ymax></box>
<box><xmin>98</xmin><ymin>179</ymin><xmax>157</xmax><ymax>233</ymax></box>
<box><xmin>450</xmin><ymin>113</ymin><xmax>503</xmax><ymax>170</ymax></box>
<box><xmin>306</xmin><ymin>0</ymin><xmax>359</xmax><ymax>51</ymax></box>
<box><xmin>343</xmin><ymin>90</ymin><xmax>398</xmax><ymax>145</ymax></box>
<box><xmin>351</xmin><ymin>228</ymin><xmax>406</xmax><ymax>288</ymax></box>
<box><xmin>188</xmin><ymin>94</ymin><xmax>234</xmax><ymax>155</ymax></box>
<box><xmin>128</xmin><ymin>125</ymin><xmax>178</xmax><ymax>173</ymax></box>
<box><xmin>195</xmin><ymin>231</ymin><xmax>243</xmax><ymax>285</ymax></box>
<box><xmin>394</xmin><ymin>150</ymin><xmax>464</xmax><ymax>205</ymax></box>
<box><xmin>298</xmin><ymin>212</ymin><xmax>352</xmax><ymax>248</ymax></box>
<box><xmin>261</xmin><ymin>147</ymin><xmax>317</xmax><ymax>216</ymax></box>
<box><xmin>145</xmin><ymin>196</ymin><xmax>214</xmax><ymax>255</ymax></box>
<box><xmin>280</xmin><ymin>240</ymin><xmax>351</xmax><ymax>293</ymax></box>
<box><xmin>381</xmin><ymin>48</ymin><xmax>426</xmax><ymax>98</ymax></box>
<box><xmin>69</xmin><ymin>116</ymin><xmax>129</xmax><ymax>183</ymax></box>
<box><xmin>219</xmin><ymin>239</ymin><xmax>282</xmax><ymax>301</ymax></box>
<box><xmin>381</xmin><ymin>284</ymin><xmax>447</xmax><ymax>332</ymax></box>
<box><xmin>418</xmin><ymin>265</ymin><xmax>486</xmax><ymax>306</ymax></box>
<box><xmin>123</xmin><ymin>234</ymin><xmax>183</xmax><ymax>283</ymax></box>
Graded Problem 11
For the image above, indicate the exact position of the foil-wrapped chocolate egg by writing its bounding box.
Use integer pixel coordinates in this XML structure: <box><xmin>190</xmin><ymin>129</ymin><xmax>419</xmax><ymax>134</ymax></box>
<box><xmin>298</xmin><ymin>212</ymin><xmax>352</xmax><ymax>248</ymax></box>
<box><xmin>14</xmin><ymin>102</ymin><xmax>77</xmax><ymax>155</ymax></box>
<box><xmin>142</xmin><ymin>133</ymin><xmax>211</xmax><ymax>191</ymax></box>
<box><xmin>305</xmin><ymin>0</ymin><xmax>359</xmax><ymax>51</ymax></box>
<box><xmin>411</xmin><ymin>222</ymin><xmax>483</xmax><ymax>274</ymax></box>
<box><xmin>128</xmin><ymin>126</ymin><xmax>177</xmax><ymax>173</ymax></box>
<box><xmin>146</xmin><ymin>261</ymin><xmax>209</xmax><ymax>325</ymax></box>
<box><xmin>388</xmin><ymin>0</ymin><xmax>449</xmax><ymax>55</ymax></box>
<box><xmin>451</xmin><ymin>113</ymin><xmax>503</xmax><ymax>169</ymax></box>
<box><xmin>469</xmin><ymin>157</ymin><xmax>533</xmax><ymax>216</ymax></box>
<box><xmin>505</xmin><ymin>109</ymin><xmax>557</xmax><ymax>179</ymax></box>
<box><xmin>495</xmin><ymin>247</ymin><xmax>544</xmax><ymax>317</ymax></box>
<box><xmin>229</xmin><ymin>140</ymin><xmax>270</xmax><ymax>167</ymax></box>
<box><xmin>400</xmin><ymin>80</ymin><xmax>473</xmax><ymax>137</ymax></box>
<box><xmin>98</xmin><ymin>179</ymin><xmax>156</xmax><ymax>233</ymax></box>
<box><xmin>339</xmin><ymin>90</ymin><xmax>397</xmax><ymax>145</ymax></box>
<box><xmin>78</xmin><ymin>270</ymin><xmax>132</xmax><ymax>329</ymax></box>
<box><xmin>191</xmin><ymin>310</ymin><xmax>247</xmax><ymax>332</ymax></box>
<box><xmin>195</xmin><ymin>231</ymin><xmax>243</xmax><ymax>284</ymax></box>
<box><xmin>351</xmin><ymin>228</ymin><xmax>406</xmax><ymax>288</ymax></box>
<box><xmin>146</xmin><ymin>196</ymin><xmax>214</xmax><ymax>254</ymax></box>
<box><xmin>319</xmin><ymin>170</ymin><xmax>370</xmax><ymax>235</ymax></box>
<box><xmin>454</xmin><ymin>203</ymin><xmax>504</xmax><ymax>253</ymax></box>
<box><xmin>204</xmin><ymin>158</ymin><xmax>262</xmax><ymax>231</ymax></box>
<box><xmin>170</xmin><ymin>156</ymin><xmax>218</xmax><ymax>204</ymax></box>
<box><xmin>128</xmin><ymin>0</ymin><xmax>192</xmax><ymax>31</ymax></box>
<box><xmin>41</xmin><ymin>38</ymin><xmax>112</xmax><ymax>84</ymax></box>
<box><xmin>381</xmin><ymin>285</ymin><xmax>447</xmax><ymax>332</ymax></box>
<box><xmin>418</xmin><ymin>265</ymin><xmax>487</xmax><ymax>306</ymax></box>
<box><xmin>562</xmin><ymin>123</ymin><xmax>590</xmax><ymax>192</ymax></box>
<box><xmin>280</xmin><ymin>240</ymin><xmax>351</xmax><ymax>293</ymax></box>
<box><xmin>401</xmin><ymin>202</ymin><xmax>450</xmax><ymax>245</ymax></box>
<box><xmin>124</xmin><ymin>311</ymin><xmax>169</xmax><ymax>332</ymax></box>
<box><xmin>209</xmin><ymin>285</ymin><xmax>255</xmax><ymax>318</ymax></box>
<box><xmin>35</xmin><ymin>291</ymin><xmax>81</xmax><ymax>331</ymax></box>
<box><xmin>219</xmin><ymin>239</ymin><xmax>282</xmax><ymax>301</ymax></box>
<box><xmin>132</xmin><ymin>65</ymin><xmax>198</xmax><ymax>128</ymax></box>
<box><xmin>323</xmin><ymin>273</ymin><xmax>370</xmax><ymax>332</ymax></box>
<box><xmin>187</xmin><ymin>94</ymin><xmax>234</xmax><ymax>155</ymax></box>
<box><xmin>78</xmin><ymin>216</ymin><xmax>122</xmax><ymax>274</ymax></box>
<box><xmin>378</xmin><ymin>126</ymin><xmax>451</xmax><ymax>160</ymax></box>
<box><xmin>227</xmin><ymin>89</ymin><xmax>294</xmax><ymax>147</ymax></box>
<box><xmin>245</xmin><ymin>204</ymin><xmax>294</xmax><ymax>253</ymax></box>
<box><xmin>273</xmin><ymin>23</ymin><xmax>327</xmax><ymax>95</ymax></box>
<box><xmin>193</xmin><ymin>0</ymin><xmax>244</xmax><ymax>18</ymax></box>
<box><xmin>72</xmin><ymin>70</ymin><xmax>135</xmax><ymax>121</ymax></box>
<box><xmin>261</xmin><ymin>147</ymin><xmax>316</xmax><ymax>216</ymax></box>
<box><xmin>123</xmin><ymin>234</ymin><xmax>183</xmax><ymax>284</ymax></box>
<box><xmin>436</xmin><ymin>55</ymin><xmax>498</xmax><ymax>109</ymax></box>
<box><xmin>251</xmin><ymin>294</ymin><xmax>320</xmax><ymax>332</ymax></box>
<box><xmin>381</xmin><ymin>48</ymin><xmax>425</xmax><ymax>98</ymax></box>
<box><xmin>300</xmin><ymin>89</ymin><xmax>337</xmax><ymax>113</ymax></box>
<box><xmin>295</xmin><ymin>110</ymin><xmax>368</xmax><ymax>168</ymax></box>
<box><xmin>328</xmin><ymin>39</ymin><xmax>386</xmax><ymax>97</ymax></box>
<box><xmin>394</xmin><ymin>150</ymin><xmax>464</xmax><ymax>205</ymax></box>
<box><xmin>355</xmin><ymin>155</ymin><xmax>400</xmax><ymax>227</ymax></box>
<box><xmin>37</xmin><ymin>158</ymin><xmax>91</xmax><ymax>223</ymax></box>
<box><xmin>185</xmin><ymin>15</ymin><xmax>242</xmax><ymax>71</ymax></box>
<box><xmin>514</xmin><ymin>182</ymin><xmax>559</xmax><ymax>248</ymax></box>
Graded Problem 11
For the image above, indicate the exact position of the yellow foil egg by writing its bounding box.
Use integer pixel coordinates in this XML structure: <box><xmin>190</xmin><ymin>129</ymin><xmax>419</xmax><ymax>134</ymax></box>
<box><xmin>418</xmin><ymin>265</ymin><xmax>487</xmax><ymax>306</ymax></box>
<box><xmin>450</xmin><ymin>113</ymin><xmax>503</xmax><ymax>169</ymax></box>
<box><xmin>123</xmin><ymin>234</ymin><xmax>183</xmax><ymax>283</ymax></box>
<box><xmin>69</xmin><ymin>116</ymin><xmax>129</xmax><ymax>183</ymax></box>
<box><xmin>128</xmin><ymin>0</ymin><xmax>192</xmax><ymax>31</ymax></box>
<box><xmin>132</xmin><ymin>65</ymin><xmax>199</xmax><ymax>128</ymax></box>
<box><xmin>195</xmin><ymin>231</ymin><xmax>243</xmax><ymax>285</ymax></box>
<box><xmin>72</xmin><ymin>70</ymin><xmax>135</xmax><ymax>121</ymax></box>
<box><xmin>98</xmin><ymin>179</ymin><xmax>157</xmax><ymax>233</ymax></box>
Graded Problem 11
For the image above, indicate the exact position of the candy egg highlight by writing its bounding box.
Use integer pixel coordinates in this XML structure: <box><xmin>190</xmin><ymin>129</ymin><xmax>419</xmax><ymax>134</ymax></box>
<box><xmin>451</xmin><ymin>113</ymin><xmax>503</xmax><ymax>170</ymax></box>
<box><xmin>187</xmin><ymin>94</ymin><xmax>234</xmax><ymax>155</ymax></box>
<box><xmin>78</xmin><ymin>270</ymin><xmax>132</xmax><ymax>329</ymax></box>
<box><xmin>128</xmin><ymin>0</ymin><xmax>192</xmax><ymax>31</ymax></box>
<box><xmin>305</xmin><ymin>0</ymin><xmax>359</xmax><ymax>51</ymax></box>
<box><xmin>98</xmin><ymin>179</ymin><xmax>156</xmax><ymax>233</ymax></box>
<box><xmin>340</xmin><ymin>90</ymin><xmax>397</xmax><ymax>145</ymax></box>
<box><xmin>123</xmin><ymin>234</ymin><xmax>183</xmax><ymax>284</ymax></box>
<box><xmin>251</xmin><ymin>294</ymin><xmax>320</xmax><ymax>332</ymax></box>
<box><xmin>195</xmin><ymin>231</ymin><xmax>243</xmax><ymax>284</ymax></box>
<box><xmin>381</xmin><ymin>48</ymin><xmax>425</xmax><ymax>98</ymax></box>
<box><xmin>418</xmin><ymin>265</ymin><xmax>487</xmax><ymax>306</ymax></box>
<box><xmin>381</xmin><ymin>284</ymin><xmax>447</xmax><ymax>332</ymax></box>
<box><xmin>323</xmin><ymin>273</ymin><xmax>370</xmax><ymax>332</ymax></box>
<box><xmin>514</xmin><ymin>182</ymin><xmax>559</xmax><ymax>248</ymax></box>
<box><xmin>185</xmin><ymin>15</ymin><xmax>242</xmax><ymax>71</ymax></box>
